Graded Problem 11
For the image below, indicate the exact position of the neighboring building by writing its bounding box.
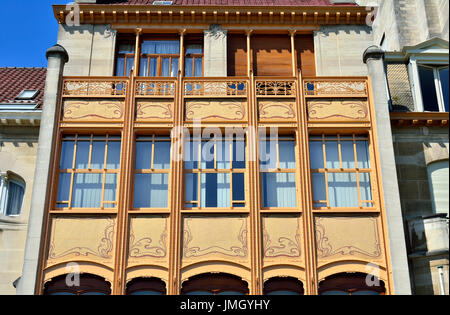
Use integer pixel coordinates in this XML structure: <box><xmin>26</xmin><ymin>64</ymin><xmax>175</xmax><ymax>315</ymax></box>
<box><xmin>356</xmin><ymin>0</ymin><xmax>449</xmax><ymax>295</ymax></box>
<box><xmin>14</xmin><ymin>0</ymin><xmax>446</xmax><ymax>295</ymax></box>
<box><xmin>0</xmin><ymin>67</ymin><xmax>46</xmax><ymax>294</ymax></box>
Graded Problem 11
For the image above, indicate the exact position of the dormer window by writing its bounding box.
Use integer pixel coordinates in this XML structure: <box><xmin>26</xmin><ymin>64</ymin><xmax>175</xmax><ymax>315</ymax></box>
<box><xmin>15</xmin><ymin>89</ymin><xmax>39</xmax><ymax>100</ymax></box>
<box><xmin>417</xmin><ymin>65</ymin><xmax>449</xmax><ymax>112</ymax></box>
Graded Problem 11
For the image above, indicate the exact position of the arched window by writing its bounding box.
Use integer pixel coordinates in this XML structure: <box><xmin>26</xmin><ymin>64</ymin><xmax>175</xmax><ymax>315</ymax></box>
<box><xmin>427</xmin><ymin>160</ymin><xmax>449</xmax><ymax>216</ymax></box>
<box><xmin>126</xmin><ymin>277</ymin><xmax>166</xmax><ymax>295</ymax></box>
<box><xmin>181</xmin><ymin>273</ymin><xmax>249</xmax><ymax>295</ymax></box>
<box><xmin>0</xmin><ymin>171</ymin><xmax>25</xmax><ymax>217</ymax></box>
<box><xmin>263</xmin><ymin>277</ymin><xmax>304</xmax><ymax>295</ymax></box>
<box><xmin>43</xmin><ymin>274</ymin><xmax>111</xmax><ymax>295</ymax></box>
<box><xmin>318</xmin><ymin>273</ymin><xmax>385</xmax><ymax>295</ymax></box>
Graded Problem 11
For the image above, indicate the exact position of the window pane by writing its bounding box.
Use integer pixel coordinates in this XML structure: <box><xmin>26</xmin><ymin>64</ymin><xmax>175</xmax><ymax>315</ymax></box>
<box><xmin>149</xmin><ymin>58</ymin><xmax>157</xmax><ymax>77</ymax></box>
<box><xmin>57</xmin><ymin>173</ymin><xmax>72</xmax><ymax>207</ymax></box>
<box><xmin>352</xmin><ymin>290</ymin><xmax>381</xmax><ymax>295</ymax></box>
<box><xmin>91</xmin><ymin>141</ymin><xmax>105</xmax><ymax>169</ymax></box>
<box><xmin>118</xmin><ymin>43</ymin><xmax>135</xmax><ymax>54</ymax></box>
<box><xmin>201</xmin><ymin>141</ymin><xmax>215</xmax><ymax>169</ymax></box>
<box><xmin>440</xmin><ymin>67</ymin><xmax>449</xmax><ymax>112</ymax></box>
<box><xmin>135</xmin><ymin>141</ymin><xmax>152</xmax><ymax>170</ymax></box>
<box><xmin>141</xmin><ymin>40</ymin><xmax>180</xmax><ymax>54</ymax></box>
<box><xmin>185</xmin><ymin>173</ymin><xmax>198</xmax><ymax>206</ymax></box>
<box><xmin>259</xmin><ymin>140</ymin><xmax>277</xmax><ymax>169</ymax></box>
<box><xmin>200</xmin><ymin>173</ymin><xmax>230</xmax><ymax>208</ymax></box>
<box><xmin>139</xmin><ymin>57</ymin><xmax>148</xmax><ymax>77</ymax></box>
<box><xmin>103</xmin><ymin>174</ymin><xmax>117</xmax><ymax>208</ymax></box>
<box><xmin>161</xmin><ymin>58</ymin><xmax>171</xmax><ymax>77</ymax></box>
<box><xmin>75</xmin><ymin>141</ymin><xmax>90</xmax><ymax>169</ymax></box>
<box><xmin>184</xmin><ymin>141</ymin><xmax>200</xmax><ymax>169</ymax></box>
<box><xmin>356</xmin><ymin>141</ymin><xmax>370</xmax><ymax>169</ymax></box>
<box><xmin>60</xmin><ymin>141</ymin><xmax>74</xmax><ymax>169</ymax></box>
<box><xmin>233</xmin><ymin>140</ymin><xmax>246</xmax><ymax>169</ymax></box>
<box><xmin>325</xmin><ymin>141</ymin><xmax>339</xmax><ymax>169</ymax></box>
<box><xmin>6</xmin><ymin>181</ymin><xmax>24</xmax><ymax>216</ymax></box>
<box><xmin>185</xmin><ymin>57</ymin><xmax>194</xmax><ymax>77</ymax></box>
<box><xmin>312</xmin><ymin>173</ymin><xmax>327</xmax><ymax>207</ymax></box>
<box><xmin>418</xmin><ymin>66</ymin><xmax>440</xmax><ymax>112</ymax></box>
<box><xmin>321</xmin><ymin>291</ymin><xmax>349</xmax><ymax>295</ymax></box>
<box><xmin>328</xmin><ymin>173</ymin><xmax>359</xmax><ymax>207</ymax></box>
<box><xmin>154</xmin><ymin>141</ymin><xmax>171</xmax><ymax>169</ymax></box>
<box><xmin>72</xmin><ymin>173</ymin><xmax>102</xmax><ymax>208</ymax></box>
<box><xmin>309</xmin><ymin>141</ymin><xmax>324</xmax><ymax>169</ymax></box>
<box><xmin>194</xmin><ymin>57</ymin><xmax>203</xmax><ymax>77</ymax></box>
<box><xmin>262</xmin><ymin>173</ymin><xmax>297</xmax><ymax>208</ymax></box>
<box><xmin>115</xmin><ymin>57</ymin><xmax>125</xmax><ymax>76</ymax></box>
<box><xmin>106</xmin><ymin>141</ymin><xmax>121</xmax><ymax>169</ymax></box>
<box><xmin>126</xmin><ymin>58</ymin><xmax>134</xmax><ymax>76</ymax></box>
<box><xmin>279</xmin><ymin>141</ymin><xmax>296</xmax><ymax>169</ymax></box>
<box><xmin>171</xmin><ymin>58</ymin><xmax>179</xmax><ymax>77</ymax></box>
<box><xmin>216</xmin><ymin>140</ymin><xmax>231</xmax><ymax>170</ymax></box>
<box><xmin>186</xmin><ymin>44</ymin><xmax>203</xmax><ymax>54</ymax></box>
<box><xmin>359</xmin><ymin>172</ymin><xmax>373</xmax><ymax>207</ymax></box>
<box><xmin>232</xmin><ymin>173</ymin><xmax>245</xmax><ymax>201</ymax></box>
<box><xmin>341</xmin><ymin>141</ymin><xmax>355</xmax><ymax>169</ymax></box>
<box><xmin>134</xmin><ymin>174</ymin><xmax>169</xmax><ymax>208</ymax></box>
<box><xmin>428</xmin><ymin>160</ymin><xmax>449</xmax><ymax>215</ymax></box>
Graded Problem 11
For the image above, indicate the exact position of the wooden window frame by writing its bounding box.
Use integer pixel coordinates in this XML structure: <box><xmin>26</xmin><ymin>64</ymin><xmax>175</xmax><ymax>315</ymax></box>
<box><xmin>310</xmin><ymin>134</ymin><xmax>376</xmax><ymax>211</ymax></box>
<box><xmin>259</xmin><ymin>135</ymin><xmax>298</xmax><ymax>211</ymax></box>
<box><xmin>115</xmin><ymin>39</ymin><xmax>136</xmax><ymax>77</ymax></box>
<box><xmin>55</xmin><ymin>134</ymin><xmax>121</xmax><ymax>211</ymax></box>
<box><xmin>139</xmin><ymin>38</ymin><xmax>180</xmax><ymax>77</ymax></box>
<box><xmin>132</xmin><ymin>134</ymin><xmax>171</xmax><ymax>210</ymax></box>
<box><xmin>183</xmin><ymin>136</ymin><xmax>247</xmax><ymax>211</ymax></box>
<box><xmin>184</xmin><ymin>39</ymin><xmax>204</xmax><ymax>78</ymax></box>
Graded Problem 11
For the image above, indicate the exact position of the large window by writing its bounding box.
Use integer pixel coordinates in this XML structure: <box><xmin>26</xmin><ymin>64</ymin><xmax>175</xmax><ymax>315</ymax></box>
<box><xmin>181</xmin><ymin>273</ymin><xmax>249</xmax><ymax>295</ymax></box>
<box><xmin>184</xmin><ymin>137</ymin><xmax>246</xmax><ymax>209</ymax></box>
<box><xmin>185</xmin><ymin>42</ymin><xmax>203</xmax><ymax>77</ymax></box>
<box><xmin>0</xmin><ymin>172</ymin><xmax>25</xmax><ymax>216</ymax></box>
<box><xmin>126</xmin><ymin>277</ymin><xmax>166</xmax><ymax>295</ymax></box>
<box><xmin>133</xmin><ymin>135</ymin><xmax>171</xmax><ymax>209</ymax></box>
<box><xmin>417</xmin><ymin>65</ymin><xmax>449</xmax><ymax>112</ymax></box>
<box><xmin>44</xmin><ymin>274</ymin><xmax>111</xmax><ymax>295</ymax></box>
<box><xmin>309</xmin><ymin>135</ymin><xmax>374</xmax><ymax>209</ymax></box>
<box><xmin>115</xmin><ymin>42</ymin><xmax>135</xmax><ymax>77</ymax></box>
<box><xmin>56</xmin><ymin>134</ymin><xmax>121</xmax><ymax>210</ymax></box>
<box><xmin>318</xmin><ymin>273</ymin><xmax>385</xmax><ymax>295</ymax></box>
<box><xmin>260</xmin><ymin>136</ymin><xmax>297</xmax><ymax>208</ymax></box>
<box><xmin>139</xmin><ymin>40</ymin><xmax>180</xmax><ymax>77</ymax></box>
<box><xmin>427</xmin><ymin>160</ymin><xmax>449</xmax><ymax>216</ymax></box>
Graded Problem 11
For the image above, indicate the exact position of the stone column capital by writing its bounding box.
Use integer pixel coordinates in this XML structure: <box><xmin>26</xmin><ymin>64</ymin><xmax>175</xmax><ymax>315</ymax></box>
<box><xmin>46</xmin><ymin>44</ymin><xmax>69</xmax><ymax>64</ymax></box>
<box><xmin>363</xmin><ymin>45</ymin><xmax>384</xmax><ymax>64</ymax></box>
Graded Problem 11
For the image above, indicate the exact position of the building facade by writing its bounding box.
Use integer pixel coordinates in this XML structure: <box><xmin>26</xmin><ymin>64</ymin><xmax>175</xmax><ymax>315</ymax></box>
<box><xmin>14</xmin><ymin>0</ymin><xmax>447</xmax><ymax>295</ymax></box>
<box><xmin>0</xmin><ymin>67</ymin><xmax>45</xmax><ymax>294</ymax></box>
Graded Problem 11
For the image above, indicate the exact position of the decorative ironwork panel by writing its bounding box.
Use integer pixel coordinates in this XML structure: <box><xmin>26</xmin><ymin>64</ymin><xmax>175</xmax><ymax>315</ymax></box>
<box><xmin>304</xmin><ymin>79</ymin><xmax>368</xmax><ymax>97</ymax></box>
<box><xmin>255</xmin><ymin>80</ymin><xmax>296</xmax><ymax>96</ymax></box>
<box><xmin>184</xmin><ymin>80</ymin><xmax>247</xmax><ymax>97</ymax></box>
<box><xmin>136</xmin><ymin>80</ymin><xmax>176</xmax><ymax>97</ymax></box>
<box><xmin>63</xmin><ymin>79</ymin><xmax>128</xmax><ymax>97</ymax></box>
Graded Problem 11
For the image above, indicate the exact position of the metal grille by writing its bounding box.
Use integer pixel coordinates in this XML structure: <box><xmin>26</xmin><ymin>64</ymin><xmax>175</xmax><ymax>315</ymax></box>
<box><xmin>386</xmin><ymin>63</ymin><xmax>415</xmax><ymax>112</ymax></box>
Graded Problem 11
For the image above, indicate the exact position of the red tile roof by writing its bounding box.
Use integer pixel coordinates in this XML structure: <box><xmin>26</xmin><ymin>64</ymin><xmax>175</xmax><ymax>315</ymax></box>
<box><xmin>97</xmin><ymin>0</ymin><xmax>353</xmax><ymax>6</ymax></box>
<box><xmin>0</xmin><ymin>68</ymin><xmax>47</xmax><ymax>107</ymax></box>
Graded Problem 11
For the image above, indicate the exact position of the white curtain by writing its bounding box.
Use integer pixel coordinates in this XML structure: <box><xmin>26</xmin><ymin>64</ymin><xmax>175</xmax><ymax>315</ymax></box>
<box><xmin>200</xmin><ymin>173</ymin><xmax>230</xmax><ymax>208</ymax></box>
<box><xmin>262</xmin><ymin>173</ymin><xmax>297</xmax><ymax>208</ymax></box>
<box><xmin>134</xmin><ymin>173</ymin><xmax>169</xmax><ymax>208</ymax></box>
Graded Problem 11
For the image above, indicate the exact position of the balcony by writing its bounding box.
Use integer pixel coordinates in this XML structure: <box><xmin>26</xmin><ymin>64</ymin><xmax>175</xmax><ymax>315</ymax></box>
<box><xmin>60</xmin><ymin>76</ymin><xmax>372</xmax><ymax>126</ymax></box>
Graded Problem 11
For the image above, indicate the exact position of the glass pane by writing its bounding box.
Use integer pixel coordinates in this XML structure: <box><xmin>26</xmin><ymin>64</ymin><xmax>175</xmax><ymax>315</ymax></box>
<box><xmin>360</xmin><ymin>172</ymin><xmax>373</xmax><ymax>207</ymax></box>
<box><xmin>328</xmin><ymin>173</ymin><xmax>359</xmax><ymax>207</ymax></box>
<box><xmin>194</xmin><ymin>57</ymin><xmax>203</xmax><ymax>77</ymax></box>
<box><xmin>309</xmin><ymin>141</ymin><xmax>324</xmax><ymax>169</ymax></box>
<box><xmin>428</xmin><ymin>160</ymin><xmax>449</xmax><ymax>215</ymax></box>
<box><xmin>91</xmin><ymin>141</ymin><xmax>106</xmax><ymax>170</ymax></box>
<box><xmin>115</xmin><ymin>57</ymin><xmax>125</xmax><ymax>76</ymax></box>
<box><xmin>325</xmin><ymin>141</ymin><xmax>339</xmax><ymax>169</ymax></box>
<box><xmin>161</xmin><ymin>58</ymin><xmax>171</xmax><ymax>77</ymax></box>
<box><xmin>185</xmin><ymin>173</ymin><xmax>198</xmax><ymax>206</ymax></box>
<box><xmin>216</xmin><ymin>140</ymin><xmax>231</xmax><ymax>169</ymax></box>
<box><xmin>72</xmin><ymin>173</ymin><xmax>102</xmax><ymax>208</ymax></box>
<box><xmin>75</xmin><ymin>141</ymin><xmax>90</xmax><ymax>169</ymax></box>
<box><xmin>154</xmin><ymin>141</ymin><xmax>171</xmax><ymax>170</ymax></box>
<box><xmin>312</xmin><ymin>173</ymin><xmax>327</xmax><ymax>205</ymax></box>
<box><xmin>171</xmin><ymin>58</ymin><xmax>179</xmax><ymax>77</ymax></box>
<box><xmin>200</xmin><ymin>173</ymin><xmax>230</xmax><ymax>208</ymax></box>
<box><xmin>6</xmin><ymin>181</ymin><xmax>24</xmax><ymax>216</ymax></box>
<box><xmin>139</xmin><ymin>57</ymin><xmax>148</xmax><ymax>77</ymax></box>
<box><xmin>184</xmin><ymin>141</ymin><xmax>200</xmax><ymax>169</ymax></box>
<box><xmin>356</xmin><ymin>141</ymin><xmax>370</xmax><ymax>169</ymax></box>
<box><xmin>56</xmin><ymin>173</ymin><xmax>72</xmax><ymax>206</ymax></box>
<box><xmin>134</xmin><ymin>174</ymin><xmax>169</xmax><ymax>208</ymax></box>
<box><xmin>142</xmin><ymin>40</ymin><xmax>180</xmax><ymax>54</ymax></box>
<box><xmin>262</xmin><ymin>173</ymin><xmax>297</xmax><ymax>208</ymax></box>
<box><xmin>103</xmin><ymin>174</ymin><xmax>117</xmax><ymax>207</ymax></box>
<box><xmin>60</xmin><ymin>141</ymin><xmax>75</xmax><ymax>169</ymax></box>
<box><xmin>149</xmin><ymin>58</ymin><xmax>157</xmax><ymax>77</ymax></box>
<box><xmin>279</xmin><ymin>141</ymin><xmax>296</xmax><ymax>169</ymax></box>
<box><xmin>321</xmin><ymin>291</ymin><xmax>349</xmax><ymax>295</ymax></box>
<box><xmin>126</xmin><ymin>57</ymin><xmax>134</xmax><ymax>76</ymax></box>
<box><xmin>259</xmin><ymin>140</ymin><xmax>277</xmax><ymax>169</ymax></box>
<box><xmin>185</xmin><ymin>57</ymin><xmax>194</xmax><ymax>77</ymax></box>
<box><xmin>135</xmin><ymin>141</ymin><xmax>152</xmax><ymax>170</ymax></box>
<box><xmin>418</xmin><ymin>66</ymin><xmax>440</xmax><ymax>112</ymax></box>
<box><xmin>352</xmin><ymin>290</ymin><xmax>381</xmax><ymax>295</ymax></box>
<box><xmin>440</xmin><ymin>67</ymin><xmax>449</xmax><ymax>112</ymax></box>
<box><xmin>233</xmin><ymin>140</ymin><xmax>246</xmax><ymax>169</ymax></box>
<box><xmin>201</xmin><ymin>141</ymin><xmax>215</xmax><ymax>169</ymax></box>
<box><xmin>232</xmin><ymin>173</ymin><xmax>245</xmax><ymax>201</ymax></box>
<box><xmin>118</xmin><ymin>43</ymin><xmax>135</xmax><ymax>54</ymax></box>
<box><xmin>106</xmin><ymin>141</ymin><xmax>121</xmax><ymax>169</ymax></box>
<box><xmin>341</xmin><ymin>141</ymin><xmax>355</xmax><ymax>169</ymax></box>
<box><xmin>186</xmin><ymin>44</ymin><xmax>203</xmax><ymax>54</ymax></box>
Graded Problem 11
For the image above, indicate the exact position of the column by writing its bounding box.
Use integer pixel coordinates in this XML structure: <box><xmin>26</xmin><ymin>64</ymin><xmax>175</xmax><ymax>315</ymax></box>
<box><xmin>363</xmin><ymin>45</ymin><xmax>412</xmax><ymax>295</ymax></box>
<box><xmin>203</xmin><ymin>24</ymin><xmax>227</xmax><ymax>77</ymax></box>
<box><xmin>16</xmin><ymin>45</ymin><xmax>69</xmax><ymax>295</ymax></box>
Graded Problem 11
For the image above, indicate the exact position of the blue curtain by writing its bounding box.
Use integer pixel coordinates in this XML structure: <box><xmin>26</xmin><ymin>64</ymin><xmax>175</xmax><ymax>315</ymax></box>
<box><xmin>141</xmin><ymin>40</ymin><xmax>180</xmax><ymax>54</ymax></box>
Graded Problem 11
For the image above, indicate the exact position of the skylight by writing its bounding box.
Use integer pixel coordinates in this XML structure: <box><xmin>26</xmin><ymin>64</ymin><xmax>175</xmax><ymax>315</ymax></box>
<box><xmin>15</xmin><ymin>89</ymin><xmax>39</xmax><ymax>100</ymax></box>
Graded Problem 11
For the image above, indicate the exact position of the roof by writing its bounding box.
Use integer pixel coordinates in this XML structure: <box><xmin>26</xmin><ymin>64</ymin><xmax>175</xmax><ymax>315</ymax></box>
<box><xmin>0</xmin><ymin>68</ymin><xmax>46</xmax><ymax>108</ymax></box>
<box><xmin>96</xmin><ymin>0</ymin><xmax>354</xmax><ymax>6</ymax></box>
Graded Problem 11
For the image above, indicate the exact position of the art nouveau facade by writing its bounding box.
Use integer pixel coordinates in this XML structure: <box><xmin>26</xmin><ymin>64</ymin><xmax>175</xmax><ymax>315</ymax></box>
<box><xmin>15</xmin><ymin>0</ymin><xmax>429</xmax><ymax>295</ymax></box>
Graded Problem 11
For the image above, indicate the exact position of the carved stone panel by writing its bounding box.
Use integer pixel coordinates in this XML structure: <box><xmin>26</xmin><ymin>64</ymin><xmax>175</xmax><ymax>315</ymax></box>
<box><xmin>315</xmin><ymin>215</ymin><xmax>383</xmax><ymax>264</ymax></box>
<box><xmin>307</xmin><ymin>99</ymin><xmax>369</xmax><ymax>122</ymax></box>
<box><xmin>47</xmin><ymin>216</ymin><xmax>116</xmax><ymax>267</ymax></box>
<box><xmin>262</xmin><ymin>215</ymin><xmax>303</xmax><ymax>266</ymax></box>
<box><xmin>185</xmin><ymin>99</ymin><xmax>247</xmax><ymax>122</ymax></box>
<box><xmin>258</xmin><ymin>99</ymin><xmax>296</xmax><ymax>121</ymax></box>
<box><xmin>127</xmin><ymin>216</ymin><xmax>169</xmax><ymax>267</ymax></box>
<box><xmin>136</xmin><ymin>100</ymin><xmax>174</xmax><ymax>122</ymax></box>
<box><xmin>182</xmin><ymin>216</ymin><xmax>249</xmax><ymax>265</ymax></box>
<box><xmin>62</xmin><ymin>99</ymin><xmax>125</xmax><ymax>122</ymax></box>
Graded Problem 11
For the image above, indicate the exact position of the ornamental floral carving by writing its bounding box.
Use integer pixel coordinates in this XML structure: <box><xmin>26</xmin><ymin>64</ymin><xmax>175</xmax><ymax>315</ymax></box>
<box><xmin>136</xmin><ymin>100</ymin><xmax>173</xmax><ymax>121</ymax></box>
<box><xmin>63</xmin><ymin>100</ymin><xmax>124</xmax><ymax>121</ymax></box>
<box><xmin>259</xmin><ymin>100</ymin><xmax>296</xmax><ymax>121</ymax></box>
<box><xmin>185</xmin><ymin>99</ymin><xmax>247</xmax><ymax>121</ymax></box>
<box><xmin>262</xmin><ymin>216</ymin><xmax>302</xmax><ymax>258</ymax></box>
<box><xmin>128</xmin><ymin>217</ymin><xmax>168</xmax><ymax>258</ymax></box>
<box><xmin>307</xmin><ymin>100</ymin><xmax>369</xmax><ymax>121</ymax></box>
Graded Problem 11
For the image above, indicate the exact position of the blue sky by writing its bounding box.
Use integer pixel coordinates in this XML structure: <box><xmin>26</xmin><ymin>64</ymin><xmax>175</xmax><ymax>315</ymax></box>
<box><xmin>0</xmin><ymin>0</ymin><xmax>71</xmax><ymax>68</ymax></box>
